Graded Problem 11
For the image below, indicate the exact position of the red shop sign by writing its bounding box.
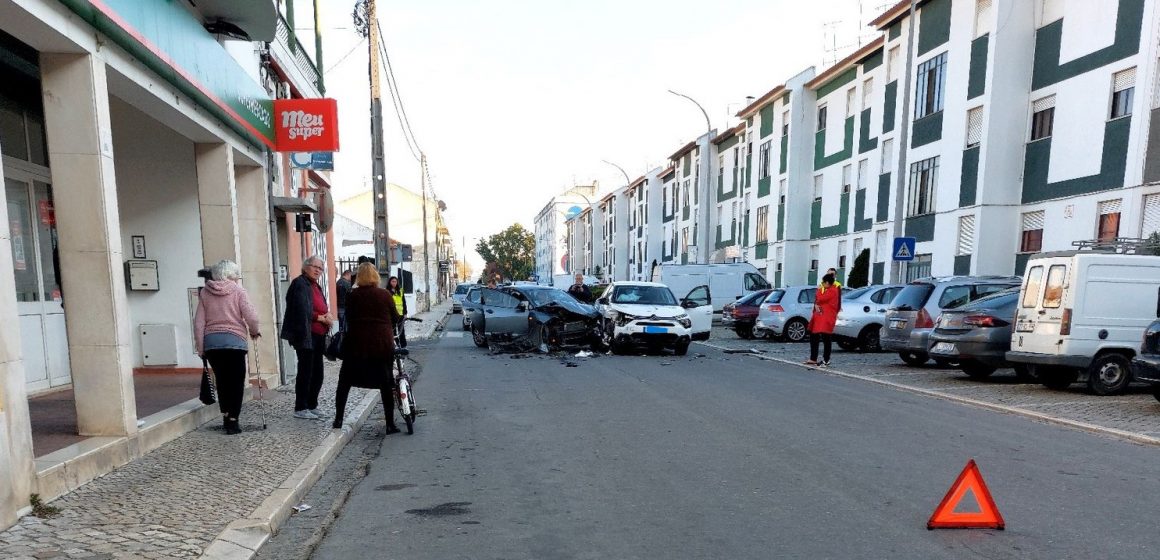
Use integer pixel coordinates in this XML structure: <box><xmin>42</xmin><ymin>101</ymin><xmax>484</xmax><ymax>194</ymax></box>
<box><xmin>274</xmin><ymin>98</ymin><xmax>340</xmax><ymax>153</ymax></box>
<box><xmin>38</xmin><ymin>200</ymin><xmax>55</xmax><ymax>227</ymax></box>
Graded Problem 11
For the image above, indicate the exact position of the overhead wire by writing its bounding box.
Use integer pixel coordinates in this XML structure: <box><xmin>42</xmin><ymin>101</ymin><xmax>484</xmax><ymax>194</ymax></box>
<box><xmin>375</xmin><ymin>25</ymin><xmax>423</xmax><ymax>160</ymax></box>
<box><xmin>324</xmin><ymin>37</ymin><xmax>366</xmax><ymax>75</ymax></box>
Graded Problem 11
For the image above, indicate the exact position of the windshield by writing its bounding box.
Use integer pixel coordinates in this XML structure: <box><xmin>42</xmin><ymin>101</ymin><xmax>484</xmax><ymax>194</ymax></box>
<box><xmin>736</xmin><ymin>290</ymin><xmax>768</xmax><ymax>306</ymax></box>
<box><xmin>523</xmin><ymin>288</ymin><xmax>580</xmax><ymax>307</ymax></box>
<box><xmin>842</xmin><ymin>287</ymin><xmax>870</xmax><ymax>300</ymax></box>
<box><xmin>611</xmin><ymin>285</ymin><xmax>678</xmax><ymax>306</ymax></box>
<box><xmin>891</xmin><ymin>283</ymin><xmax>935</xmax><ymax>311</ymax></box>
<box><xmin>763</xmin><ymin>289</ymin><xmax>786</xmax><ymax>304</ymax></box>
<box><xmin>454</xmin><ymin>284</ymin><xmax>472</xmax><ymax>295</ymax></box>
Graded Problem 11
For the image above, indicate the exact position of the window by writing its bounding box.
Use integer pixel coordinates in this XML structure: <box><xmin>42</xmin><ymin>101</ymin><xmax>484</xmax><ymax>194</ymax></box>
<box><xmin>775</xmin><ymin>246</ymin><xmax>784</xmax><ymax>275</ymax></box>
<box><xmin>846</xmin><ymin>87</ymin><xmax>857</xmax><ymax>117</ymax></box>
<box><xmin>887</xmin><ymin>46</ymin><xmax>900</xmax><ymax>82</ymax></box>
<box><xmin>1020</xmin><ymin>210</ymin><xmax>1044</xmax><ymax>252</ymax></box>
<box><xmin>813</xmin><ymin>175</ymin><xmax>824</xmax><ymax>201</ymax></box>
<box><xmin>798</xmin><ymin>289</ymin><xmax>816</xmax><ymax>304</ymax></box>
<box><xmin>1021</xmin><ymin>266</ymin><xmax>1043</xmax><ymax>308</ymax></box>
<box><xmin>817</xmin><ymin>105</ymin><xmax>828</xmax><ymax>131</ymax></box>
<box><xmin>1111</xmin><ymin>67</ymin><xmax>1135</xmax><ymax>119</ymax></box>
<box><xmin>778</xmin><ymin>179</ymin><xmax>787</xmax><ymax>204</ymax></box>
<box><xmin>718</xmin><ymin>155</ymin><xmax>725</xmax><ymax>190</ymax></box>
<box><xmin>682</xmin><ymin>180</ymin><xmax>690</xmax><ymax>210</ymax></box>
<box><xmin>1098</xmin><ymin>199</ymin><xmax>1122</xmax><ymax>242</ymax></box>
<box><xmin>974</xmin><ymin>0</ymin><xmax>993</xmax><ymax>38</ymax></box>
<box><xmin>782</xmin><ymin>110</ymin><xmax>790</xmax><ymax>136</ymax></box>
<box><xmin>957</xmin><ymin>215</ymin><xmax>976</xmax><ymax>255</ymax></box>
<box><xmin>875</xmin><ymin>230</ymin><xmax>888</xmax><ymax>262</ymax></box>
<box><xmin>1030</xmin><ymin>95</ymin><xmax>1055</xmax><ymax>141</ymax></box>
<box><xmin>1142</xmin><ymin>193</ymin><xmax>1160</xmax><ymax>237</ymax></box>
<box><xmin>966</xmin><ymin>106</ymin><xmax>984</xmax><ymax>148</ymax></box>
<box><xmin>907</xmin><ymin>156</ymin><xmax>939</xmax><ymax>216</ymax></box>
<box><xmin>809</xmin><ymin>244</ymin><xmax>819</xmax><ymax>271</ymax></box>
<box><xmin>881</xmin><ymin>138</ymin><xmax>894</xmax><ymax>171</ymax></box>
<box><xmin>857</xmin><ymin>159</ymin><xmax>868</xmax><ymax>190</ymax></box>
<box><xmin>853</xmin><ymin>237</ymin><xmax>863</xmax><ymax>258</ymax></box>
<box><xmin>842</xmin><ymin>164</ymin><xmax>852</xmax><ymax>193</ymax></box>
<box><xmin>758</xmin><ymin>140</ymin><xmax>771</xmax><ymax>179</ymax></box>
<box><xmin>862</xmin><ymin>77</ymin><xmax>874</xmax><ymax>109</ymax></box>
<box><xmin>681</xmin><ymin>227</ymin><xmax>689</xmax><ymax>252</ymax></box>
<box><xmin>915</xmin><ymin>53</ymin><xmax>947</xmax><ymax>118</ymax></box>
<box><xmin>938</xmin><ymin>285</ymin><xmax>972</xmax><ymax>309</ymax></box>
<box><xmin>837</xmin><ymin>240</ymin><xmax>848</xmax><ymax>268</ymax></box>
<box><xmin>1043</xmin><ymin>265</ymin><xmax>1066</xmax><ymax>308</ymax></box>
<box><xmin>906</xmin><ymin>254</ymin><xmax>932</xmax><ymax>282</ymax></box>
<box><xmin>757</xmin><ymin>206</ymin><xmax>770</xmax><ymax>243</ymax></box>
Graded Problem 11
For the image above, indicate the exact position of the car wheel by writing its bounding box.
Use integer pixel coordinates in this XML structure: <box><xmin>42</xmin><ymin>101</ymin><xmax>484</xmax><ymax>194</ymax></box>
<box><xmin>1012</xmin><ymin>364</ymin><xmax>1034</xmax><ymax>382</ymax></box>
<box><xmin>784</xmin><ymin>319</ymin><xmax>808</xmax><ymax>343</ymax></box>
<box><xmin>1034</xmin><ymin>365</ymin><xmax>1079</xmax><ymax>390</ymax></box>
<box><xmin>857</xmin><ymin>325</ymin><xmax>882</xmax><ymax>352</ymax></box>
<box><xmin>735</xmin><ymin>325</ymin><xmax>754</xmax><ymax>339</ymax></box>
<box><xmin>837</xmin><ymin>340</ymin><xmax>857</xmax><ymax>351</ymax></box>
<box><xmin>674</xmin><ymin>341</ymin><xmax>690</xmax><ymax>356</ymax></box>
<box><xmin>960</xmin><ymin>360</ymin><xmax>997</xmax><ymax>379</ymax></box>
<box><xmin>471</xmin><ymin>324</ymin><xmax>487</xmax><ymax>348</ymax></box>
<box><xmin>899</xmin><ymin>352</ymin><xmax>928</xmax><ymax>366</ymax></box>
<box><xmin>530</xmin><ymin>323</ymin><xmax>551</xmax><ymax>351</ymax></box>
<box><xmin>1086</xmin><ymin>353</ymin><xmax>1133</xmax><ymax>395</ymax></box>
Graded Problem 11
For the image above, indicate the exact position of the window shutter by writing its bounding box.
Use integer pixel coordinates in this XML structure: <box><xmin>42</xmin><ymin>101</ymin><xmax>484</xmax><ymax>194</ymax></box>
<box><xmin>1143</xmin><ymin>194</ymin><xmax>1160</xmax><ymax>236</ymax></box>
<box><xmin>813</xmin><ymin>175</ymin><xmax>824</xmax><ymax>199</ymax></box>
<box><xmin>862</xmin><ymin>78</ymin><xmax>874</xmax><ymax>109</ymax></box>
<box><xmin>1022</xmin><ymin>210</ymin><xmax>1045</xmax><ymax>231</ymax></box>
<box><xmin>1032</xmin><ymin>95</ymin><xmax>1055</xmax><ymax>113</ymax></box>
<box><xmin>957</xmin><ymin>215</ymin><xmax>976</xmax><ymax>255</ymax></box>
<box><xmin>875</xmin><ymin>230</ymin><xmax>888</xmax><ymax>262</ymax></box>
<box><xmin>974</xmin><ymin>0</ymin><xmax>993</xmax><ymax>37</ymax></box>
<box><xmin>858</xmin><ymin>159</ymin><xmax>869</xmax><ymax>190</ymax></box>
<box><xmin>966</xmin><ymin>106</ymin><xmax>984</xmax><ymax>146</ymax></box>
<box><xmin>1099</xmin><ymin>199</ymin><xmax>1122</xmax><ymax>215</ymax></box>
<box><xmin>1113</xmin><ymin>67</ymin><xmax>1136</xmax><ymax>92</ymax></box>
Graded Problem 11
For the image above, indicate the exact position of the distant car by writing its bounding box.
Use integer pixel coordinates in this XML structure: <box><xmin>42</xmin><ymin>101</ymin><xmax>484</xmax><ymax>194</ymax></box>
<box><xmin>833</xmin><ymin>284</ymin><xmax>905</xmax><ymax>351</ymax></box>
<box><xmin>468</xmin><ymin>285</ymin><xmax>601</xmax><ymax>350</ymax></box>
<box><xmin>461</xmin><ymin>286</ymin><xmax>482</xmax><ymax>330</ymax></box>
<box><xmin>451</xmin><ymin>282</ymin><xmax>475</xmax><ymax>313</ymax></box>
<box><xmin>882</xmin><ymin>276</ymin><xmax>1021</xmax><ymax>366</ymax></box>
<box><xmin>1131</xmin><ymin>319</ymin><xmax>1160</xmax><ymax>401</ymax></box>
<box><xmin>593</xmin><ymin>281</ymin><xmax>713</xmax><ymax>355</ymax></box>
<box><xmin>722</xmin><ymin>289</ymin><xmax>773</xmax><ymax>339</ymax></box>
<box><xmin>753</xmin><ymin>286</ymin><xmax>817</xmax><ymax>342</ymax></box>
<box><xmin>928</xmin><ymin>287</ymin><xmax>1030</xmax><ymax>380</ymax></box>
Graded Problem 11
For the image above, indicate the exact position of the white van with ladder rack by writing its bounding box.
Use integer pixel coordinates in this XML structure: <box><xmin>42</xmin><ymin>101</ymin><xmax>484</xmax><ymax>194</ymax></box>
<box><xmin>1006</xmin><ymin>238</ymin><xmax>1160</xmax><ymax>395</ymax></box>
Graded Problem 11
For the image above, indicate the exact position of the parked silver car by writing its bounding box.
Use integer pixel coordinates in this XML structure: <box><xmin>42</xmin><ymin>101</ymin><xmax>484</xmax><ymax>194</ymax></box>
<box><xmin>832</xmin><ymin>284</ymin><xmax>905</xmax><ymax>351</ymax></box>
<box><xmin>451</xmin><ymin>282</ymin><xmax>475</xmax><ymax>313</ymax></box>
<box><xmin>753</xmin><ymin>286</ymin><xmax>816</xmax><ymax>342</ymax></box>
<box><xmin>881</xmin><ymin>276</ymin><xmax>1021</xmax><ymax>366</ymax></box>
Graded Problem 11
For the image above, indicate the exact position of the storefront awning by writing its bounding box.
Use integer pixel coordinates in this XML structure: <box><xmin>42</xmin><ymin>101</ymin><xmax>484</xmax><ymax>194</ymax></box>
<box><xmin>272</xmin><ymin>196</ymin><xmax>317</xmax><ymax>214</ymax></box>
<box><xmin>195</xmin><ymin>0</ymin><xmax>278</xmax><ymax>42</ymax></box>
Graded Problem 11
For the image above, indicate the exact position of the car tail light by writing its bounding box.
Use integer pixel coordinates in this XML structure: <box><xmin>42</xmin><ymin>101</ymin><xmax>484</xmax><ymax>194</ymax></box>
<box><xmin>1060</xmin><ymin>308</ymin><xmax>1072</xmax><ymax>336</ymax></box>
<box><xmin>915</xmin><ymin>308</ymin><xmax>935</xmax><ymax>329</ymax></box>
<box><xmin>963</xmin><ymin>314</ymin><xmax>1009</xmax><ymax>328</ymax></box>
<box><xmin>767</xmin><ymin>304</ymin><xmax>784</xmax><ymax>313</ymax></box>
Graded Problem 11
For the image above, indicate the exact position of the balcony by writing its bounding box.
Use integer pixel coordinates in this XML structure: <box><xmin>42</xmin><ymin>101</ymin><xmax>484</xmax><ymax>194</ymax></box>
<box><xmin>270</xmin><ymin>14</ymin><xmax>323</xmax><ymax>95</ymax></box>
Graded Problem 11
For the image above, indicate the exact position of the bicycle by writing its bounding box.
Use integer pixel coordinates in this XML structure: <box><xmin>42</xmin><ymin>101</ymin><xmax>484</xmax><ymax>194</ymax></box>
<box><xmin>393</xmin><ymin>317</ymin><xmax>424</xmax><ymax>434</ymax></box>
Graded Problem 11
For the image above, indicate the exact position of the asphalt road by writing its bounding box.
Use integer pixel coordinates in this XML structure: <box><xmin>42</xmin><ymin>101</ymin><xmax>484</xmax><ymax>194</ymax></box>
<box><xmin>309</xmin><ymin>332</ymin><xmax>1160</xmax><ymax>559</ymax></box>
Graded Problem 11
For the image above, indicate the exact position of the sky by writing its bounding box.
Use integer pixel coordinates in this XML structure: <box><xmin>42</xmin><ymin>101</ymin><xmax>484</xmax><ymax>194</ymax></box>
<box><xmin>301</xmin><ymin>0</ymin><xmax>889</xmax><ymax>269</ymax></box>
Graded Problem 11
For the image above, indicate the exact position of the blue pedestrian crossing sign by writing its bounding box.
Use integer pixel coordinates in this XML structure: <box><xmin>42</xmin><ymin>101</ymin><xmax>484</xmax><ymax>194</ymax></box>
<box><xmin>893</xmin><ymin>237</ymin><xmax>916</xmax><ymax>261</ymax></box>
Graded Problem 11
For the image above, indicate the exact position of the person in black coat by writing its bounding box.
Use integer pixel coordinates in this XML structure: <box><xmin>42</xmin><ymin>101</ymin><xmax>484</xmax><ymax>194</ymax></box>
<box><xmin>280</xmin><ymin>256</ymin><xmax>334</xmax><ymax>420</ymax></box>
<box><xmin>332</xmin><ymin>263</ymin><xmax>403</xmax><ymax>432</ymax></box>
<box><xmin>336</xmin><ymin>269</ymin><xmax>353</xmax><ymax>332</ymax></box>
<box><xmin>566</xmin><ymin>273</ymin><xmax>593</xmax><ymax>303</ymax></box>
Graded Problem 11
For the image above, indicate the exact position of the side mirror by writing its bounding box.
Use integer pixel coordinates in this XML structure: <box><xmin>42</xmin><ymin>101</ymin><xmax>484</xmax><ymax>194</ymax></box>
<box><xmin>735</xmin><ymin>295</ymin><xmax>742</xmax><ymax>300</ymax></box>
<box><xmin>681</xmin><ymin>300</ymin><xmax>698</xmax><ymax>309</ymax></box>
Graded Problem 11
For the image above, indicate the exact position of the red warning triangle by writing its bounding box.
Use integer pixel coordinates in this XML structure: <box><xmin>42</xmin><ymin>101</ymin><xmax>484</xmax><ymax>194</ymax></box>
<box><xmin>927</xmin><ymin>459</ymin><xmax>1005</xmax><ymax>530</ymax></box>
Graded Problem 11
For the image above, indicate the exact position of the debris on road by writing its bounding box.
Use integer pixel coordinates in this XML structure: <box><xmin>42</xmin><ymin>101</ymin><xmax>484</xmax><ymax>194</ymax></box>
<box><xmin>724</xmin><ymin>348</ymin><xmax>766</xmax><ymax>355</ymax></box>
<box><xmin>575</xmin><ymin>350</ymin><xmax>595</xmax><ymax>358</ymax></box>
<box><xmin>292</xmin><ymin>503</ymin><xmax>312</xmax><ymax>514</ymax></box>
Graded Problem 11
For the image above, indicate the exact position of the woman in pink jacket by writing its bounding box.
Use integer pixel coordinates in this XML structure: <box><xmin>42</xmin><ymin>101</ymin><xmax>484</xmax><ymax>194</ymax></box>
<box><xmin>194</xmin><ymin>260</ymin><xmax>261</xmax><ymax>435</ymax></box>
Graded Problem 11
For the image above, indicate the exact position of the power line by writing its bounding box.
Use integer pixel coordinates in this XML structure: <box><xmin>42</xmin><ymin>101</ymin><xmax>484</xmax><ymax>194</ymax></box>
<box><xmin>324</xmin><ymin>37</ymin><xmax>365</xmax><ymax>75</ymax></box>
<box><xmin>376</xmin><ymin>25</ymin><xmax>423</xmax><ymax>158</ymax></box>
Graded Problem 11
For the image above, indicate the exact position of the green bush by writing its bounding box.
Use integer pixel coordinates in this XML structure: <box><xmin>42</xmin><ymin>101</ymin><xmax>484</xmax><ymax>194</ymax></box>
<box><xmin>848</xmin><ymin>248</ymin><xmax>870</xmax><ymax>288</ymax></box>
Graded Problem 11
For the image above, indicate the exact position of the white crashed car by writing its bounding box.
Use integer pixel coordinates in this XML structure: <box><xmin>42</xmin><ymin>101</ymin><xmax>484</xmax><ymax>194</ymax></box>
<box><xmin>593</xmin><ymin>281</ymin><xmax>713</xmax><ymax>355</ymax></box>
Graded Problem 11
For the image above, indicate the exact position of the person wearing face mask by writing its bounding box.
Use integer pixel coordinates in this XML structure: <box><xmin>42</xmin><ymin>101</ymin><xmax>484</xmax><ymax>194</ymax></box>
<box><xmin>194</xmin><ymin>260</ymin><xmax>261</xmax><ymax>435</ymax></box>
<box><xmin>281</xmin><ymin>256</ymin><xmax>334</xmax><ymax>420</ymax></box>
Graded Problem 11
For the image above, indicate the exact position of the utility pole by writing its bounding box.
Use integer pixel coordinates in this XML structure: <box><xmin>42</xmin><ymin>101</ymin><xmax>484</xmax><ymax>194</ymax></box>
<box><xmin>355</xmin><ymin>0</ymin><xmax>391</xmax><ymax>278</ymax></box>
<box><xmin>420</xmin><ymin>152</ymin><xmax>432</xmax><ymax>311</ymax></box>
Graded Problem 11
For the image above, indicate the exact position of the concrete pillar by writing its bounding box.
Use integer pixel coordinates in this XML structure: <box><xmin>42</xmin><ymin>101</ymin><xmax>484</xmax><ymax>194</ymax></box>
<box><xmin>196</xmin><ymin>143</ymin><xmax>241</xmax><ymax>265</ymax></box>
<box><xmin>235</xmin><ymin>164</ymin><xmax>279</xmax><ymax>383</ymax></box>
<box><xmin>0</xmin><ymin>163</ymin><xmax>36</xmax><ymax>528</ymax></box>
<box><xmin>40</xmin><ymin>53</ymin><xmax>137</xmax><ymax>437</ymax></box>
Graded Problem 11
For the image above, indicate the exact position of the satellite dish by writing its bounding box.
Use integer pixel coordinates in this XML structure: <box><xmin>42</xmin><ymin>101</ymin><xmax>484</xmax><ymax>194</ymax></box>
<box><xmin>315</xmin><ymin>188</ymin><xmax>334</xmax><ymax>233</ymax></box>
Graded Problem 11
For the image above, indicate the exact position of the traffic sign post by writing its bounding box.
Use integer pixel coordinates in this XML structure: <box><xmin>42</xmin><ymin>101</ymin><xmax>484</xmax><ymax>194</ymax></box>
<box><xmin>893</xmin><ymin>237</ymin><xmax>916</xmax><ymax>262</ymax></box>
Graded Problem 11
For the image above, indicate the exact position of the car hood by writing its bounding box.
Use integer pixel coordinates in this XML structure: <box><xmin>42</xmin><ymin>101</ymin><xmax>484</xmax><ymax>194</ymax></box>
<box><xmin>609</xmin><ymin>303</ymin><xmax>685</xmax><ymax>318</ymax></box>
<box><xmin>534</xmin><ymin>298</ymin><xmax>599</xmax><ymax>318</ymax></box>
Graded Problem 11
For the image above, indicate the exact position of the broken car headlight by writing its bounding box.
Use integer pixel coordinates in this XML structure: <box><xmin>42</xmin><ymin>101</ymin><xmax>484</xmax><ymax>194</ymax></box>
<box><xmin>615</xmin><ymin>311</ymin><xmax>643</xmax><ymax>326</ymax></box>
<box><xmin>675</xmin><ymin>314</ymin><xmax>692</xmax><ymax>329</ymax></box>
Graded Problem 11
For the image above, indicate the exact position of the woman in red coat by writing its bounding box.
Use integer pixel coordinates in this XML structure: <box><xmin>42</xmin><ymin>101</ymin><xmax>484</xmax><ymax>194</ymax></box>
<box><xmin>805</xmin><ymin>273</ymin><xmax>841</xmax><ymax>367</ymax></box>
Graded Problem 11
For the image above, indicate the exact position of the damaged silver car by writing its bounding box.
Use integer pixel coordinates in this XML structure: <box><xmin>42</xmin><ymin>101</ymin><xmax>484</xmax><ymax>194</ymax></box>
<box><xmin>469</xmin><ymin>285</ymin><xmax>602</xmax><ymax>351</ymax></box>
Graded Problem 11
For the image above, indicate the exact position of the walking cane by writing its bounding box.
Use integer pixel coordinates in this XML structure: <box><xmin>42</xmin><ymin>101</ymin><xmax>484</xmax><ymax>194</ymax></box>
<box><xmin>249</xmin><ymin>337</ymin><xmax>269</xmax><ymax>430</ymax></box>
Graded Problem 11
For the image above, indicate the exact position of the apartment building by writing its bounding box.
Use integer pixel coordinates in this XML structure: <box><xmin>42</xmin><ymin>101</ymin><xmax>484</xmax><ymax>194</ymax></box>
<box><xmin>533</xmin><ymin>184</ymin><xmax>596</xmax><ymax>282</ymax></box>
<box><xmin>543</xmin><ymin>0</ymin><xmax>1160</xmax><ymax>290</ymax></box>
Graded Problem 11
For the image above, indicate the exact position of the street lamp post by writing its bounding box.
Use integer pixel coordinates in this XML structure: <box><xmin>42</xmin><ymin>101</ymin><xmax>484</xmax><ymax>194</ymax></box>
<box><xmin>668</xmin><ymin>89</ymin><xmax>714</xmax><ymax>264</ymax></box>
<box><xmin>600</xmin><ymin>160</ymin><xmax>632</xmax><ymax>281</ymax></box>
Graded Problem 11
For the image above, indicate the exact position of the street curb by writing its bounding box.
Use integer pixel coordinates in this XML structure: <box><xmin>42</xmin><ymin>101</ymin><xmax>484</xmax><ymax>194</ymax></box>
<box><xmin>198</xmin><ymin>389</ymin><xmax>382</xmax><ymax>560</ymax></box>
<box><xmin>697</xmin><ymin>341</ymin><xmax>1160</xmax><ymax>448</ymax></box>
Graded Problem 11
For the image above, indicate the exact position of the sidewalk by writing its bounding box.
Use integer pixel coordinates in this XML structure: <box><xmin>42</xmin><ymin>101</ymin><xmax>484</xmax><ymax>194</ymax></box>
<box><xmin>0</xmin><ymin>302</ymin><xmax>450</xmax><ymax>560</ymax></box>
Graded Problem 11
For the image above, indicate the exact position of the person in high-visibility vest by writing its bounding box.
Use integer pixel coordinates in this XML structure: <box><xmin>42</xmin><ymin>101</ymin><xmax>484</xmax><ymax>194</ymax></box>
<box><xmin>388</xmin><ymin>276</ymin><xmax>408</xmax><ymax>349</ymax></box>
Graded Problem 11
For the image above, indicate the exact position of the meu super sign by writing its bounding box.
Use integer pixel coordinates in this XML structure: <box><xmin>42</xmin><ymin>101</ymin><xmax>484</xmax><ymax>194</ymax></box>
<box><xmin>274</xmin><ymin>98</ymin><xmax>340</xmax><ymax>152</ymax></box>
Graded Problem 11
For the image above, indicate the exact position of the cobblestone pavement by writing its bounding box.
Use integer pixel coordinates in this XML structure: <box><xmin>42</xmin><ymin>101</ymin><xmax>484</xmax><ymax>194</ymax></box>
<box><xmin>0</xmin><ymin>359</ymin><xmax>408</xmax><ymax>560</ymax></box>
<box><xmin>701</xmin><ymin>325</ymin><xmax>1160</xmax><ymax>439</ymax></box>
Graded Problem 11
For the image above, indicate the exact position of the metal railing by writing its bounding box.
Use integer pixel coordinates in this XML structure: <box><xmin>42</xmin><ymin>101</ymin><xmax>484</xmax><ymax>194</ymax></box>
<box><xmin>274</xmin><ymin>14</ymin><xmax>322</xmax><ymax>93</ymax></box>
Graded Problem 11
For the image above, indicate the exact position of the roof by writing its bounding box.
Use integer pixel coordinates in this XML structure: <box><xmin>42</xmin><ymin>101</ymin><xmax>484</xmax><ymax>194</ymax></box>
<box><xmin>804</xmin><ymin>37</ymin><xmax>885</xmax><ymax>91</ymax></box>
<box><xmin>736</xmin><ymin>84</ymin><xmax>787</xmax><ymax>119</ymax></box>
<box><xmin>711</xmin><ymin>123</ymin><xmax>746</xmax><ymax>145</ymax></box>
<box><xmin>868</xmin><ymin>0</ymin><xmax>933</xmax><ymax>29</ymax></box>
<box><xmin>628</xmin><ymin>175</ymin><xmax>646</xmax><ymax>189</ymax></box>
<box><xmin>659</xmin><ymin>165</ymin><xmax>677</xmax><ymax>180</ymax></box>
<box><xmin>668</xmin><ymin>140</ymin><xmax>698</xmax><ymax>162</ymax></box>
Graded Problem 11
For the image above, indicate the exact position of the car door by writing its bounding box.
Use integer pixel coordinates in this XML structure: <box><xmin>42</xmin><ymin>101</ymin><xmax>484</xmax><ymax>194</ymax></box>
<box><xmin>480</xmin><ymin>289</ymin><xmax>529</xmax><ymax>335</ymax></box>
<box><xmin>682</xmin><ymin>285</ymin><xmax>713</xmax><ymax>336</ymax></box>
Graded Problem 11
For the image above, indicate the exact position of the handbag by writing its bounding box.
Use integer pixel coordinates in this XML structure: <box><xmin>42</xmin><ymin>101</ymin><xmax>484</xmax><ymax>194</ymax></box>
<box><xmin>324</xmin><ymin>331</ymin><xmax>344</xmax><ymax>361</ymax></box>
<box><xmin>199</xmin><ymin>358</ymin><xmax>217</xmax><ymax>405</ymax></box>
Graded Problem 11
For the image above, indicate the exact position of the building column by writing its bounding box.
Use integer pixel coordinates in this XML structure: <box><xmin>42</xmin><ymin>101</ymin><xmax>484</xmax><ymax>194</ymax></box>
<box><xmin>196</xmin><ymin>143</ymin><xmax>241</xmax><ymax>265</ymax></box>
<box><xmin>40</xmin><ymin>53</ymin><xmax>137</xmax><ymax>436</ymax></box>
<box><xmin>235</xmin><ymin>165</ymin><xmax>279</xmax><ymax>383</ymax></box>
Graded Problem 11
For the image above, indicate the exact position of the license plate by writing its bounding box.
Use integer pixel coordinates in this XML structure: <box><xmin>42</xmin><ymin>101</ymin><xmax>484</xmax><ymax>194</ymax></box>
<box><xmin>564</xmin><ymin>322</ymin><xmax>586</xmax><ymax>333</ymax></box>
<box><xmin>1015</xmin><ymin>320</ymin><xmax>1035</xmax><ymax>333</ymax></box>
<box><xmin>889</xmin><ymin>319</ymin><xmax>907</xmax><ymax>329</ymax></box>
<box><xmin>932</xmin><ymin>342</ymin><xmax>956</xmax><ymax>354</ymax></box>
<box><xmin>643</xmin><ymin>326</ymin><xmax>668</xmax><ymax>334</ymax></box>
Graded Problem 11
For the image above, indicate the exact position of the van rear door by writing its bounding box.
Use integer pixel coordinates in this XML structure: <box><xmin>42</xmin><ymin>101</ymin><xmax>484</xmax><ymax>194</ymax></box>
<box><xmin>1011</xmin><ymin>257</ymin><xmax>1070</xmax><ymax>356</ymax></box>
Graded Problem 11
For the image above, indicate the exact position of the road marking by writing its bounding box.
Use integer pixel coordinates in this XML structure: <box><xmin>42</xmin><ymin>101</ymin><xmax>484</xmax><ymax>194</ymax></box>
<box><xmin>694</xmin><ymin>340</ymin><xmax>1160</xmax><ymax>448</ymax></box>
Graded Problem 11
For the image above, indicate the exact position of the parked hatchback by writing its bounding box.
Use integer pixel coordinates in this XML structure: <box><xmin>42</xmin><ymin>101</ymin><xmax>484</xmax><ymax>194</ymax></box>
<box><xmin>722</xmin><ymin>289</ymin><xmax>773</xmax><ymax>339</ymax></box>
<box><xmin>882</xmin><ymin>276</ymin><xmax>1021</xmax><ymax>366</ymax></box>
<box><xmin>754</xmin><ymin>286</ymin><xmax>817</xmax><ymax>342</ymax></box>
<box><xmin>833</xmin><ymin>284</ymin><xmax>905</xmax><ymax>351</ymax></box>
<box><xmin>1131</xmin><ymin>319</ymin><xmax>1160</xmax><ymax>401</ymax></box>
<box><xmin>928</xmin><ymin>287</ymin><xmax>1030</xmax><ymax>380</ymax></box>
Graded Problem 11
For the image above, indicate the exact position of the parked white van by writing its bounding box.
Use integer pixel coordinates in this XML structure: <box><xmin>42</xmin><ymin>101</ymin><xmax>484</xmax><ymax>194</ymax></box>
<box><xmin>1006</xmin><ymin>250</ymin><xmax>1160</xmax><ymax>395</ymax></box>
<box><xmin>650</xmin><ymin>262</ymin><xmax>771</xmax><ymax>312</ymax></box>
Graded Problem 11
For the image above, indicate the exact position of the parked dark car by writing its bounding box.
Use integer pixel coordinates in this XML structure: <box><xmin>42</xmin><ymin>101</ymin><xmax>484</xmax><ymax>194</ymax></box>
<box><xmin>1132</xmin><ymin>319</ymin><xmax>1160</xmax><ymax>401</ymax></box>
<box><xmin>928</xmin><ymin>287</ymin><xmax>1030</xmax><ymax>380</ymax></box>
<box><xmin>468</xmin><ymin>285</ymin><xmax>601</xmax><ymax>350</ymax></box>
<box><xmin>722</xmin><ymin>289</ymin><xmax>772</xmax><ymax>339</ymax></box>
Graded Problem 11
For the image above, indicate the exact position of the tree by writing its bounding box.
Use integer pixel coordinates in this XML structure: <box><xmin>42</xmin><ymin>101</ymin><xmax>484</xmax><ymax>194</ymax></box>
<box><xmin>476</xmin><ymin>223</ymin><xmax>535</xmax><ymax>282</ymax></box>
<box><xmin>847</xmin><ymin>248</ymin><xmax>870</xmax><ymax>288</ymax></box>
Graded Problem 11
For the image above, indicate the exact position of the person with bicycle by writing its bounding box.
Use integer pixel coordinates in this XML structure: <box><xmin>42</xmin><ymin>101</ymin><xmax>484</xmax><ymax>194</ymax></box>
<box><xmin>332</xmin><ymin>263</ymin><xmax>403</xmax><ymax>433</ymax></box>
<box><xmin>387</xmin><ymin>275</ymin><xmax>408</xmax><ymax>349</ymax></box>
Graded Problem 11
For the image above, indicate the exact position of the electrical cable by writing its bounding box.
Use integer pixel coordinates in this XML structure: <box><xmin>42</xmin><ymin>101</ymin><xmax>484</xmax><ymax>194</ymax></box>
<box><xmin>376</xmin><ymin>25</ymin><xmax>423</xmax><ymax>158</ymax></box>
<box><xmin>324</xmin><ymin>37</ymin><xmax>365</xmax><ymax>75</ymax></box>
